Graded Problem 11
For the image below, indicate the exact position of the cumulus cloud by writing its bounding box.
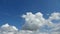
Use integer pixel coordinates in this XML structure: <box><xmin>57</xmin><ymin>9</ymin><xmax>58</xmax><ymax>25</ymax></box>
<box><xmin>22</xmin><ymin>12</ymin><xmax>54</xmax><ymax>31</ymax></box>
<box><xmin>0</xmin><ymin>12</ymin><xmax>60</xmax><ymax>34</ymax></box>
<box><xmin>49</xmin><ymin>12</ymin><xmax>60</xmax><ymax>20</ymax></box>
<box><xmin>0</xmin><ymin>23</ymin><xmax>18</xmax><ymax>34</ymax></box>
<box><xmin>22</xmin><ymin>12</ymin><xmax>47</xmax><ymax>31</ymax></box>
<box><xmin>21</xmin><ymin>12</ymin><xmax>60</xmax><ymax>34</ymax></box>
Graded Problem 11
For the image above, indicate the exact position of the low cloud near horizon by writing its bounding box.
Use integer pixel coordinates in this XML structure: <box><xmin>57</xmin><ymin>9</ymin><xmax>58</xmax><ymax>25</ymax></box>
<box><xmin>0</xmin><ymin>12</ymin><xmax>60</xmax><ymax>34</ymax></box>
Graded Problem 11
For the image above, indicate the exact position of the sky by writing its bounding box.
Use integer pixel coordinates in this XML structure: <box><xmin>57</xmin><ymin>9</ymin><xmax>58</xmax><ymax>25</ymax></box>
<box><xmin>0</xmin><ymin>0</ymin><xmax>60</xmax><ymax>29</ymax></box>
<box><xmin>0</xmin><ymin>0</ymin><xmax>60</xmax><ymax>34</ymax></box>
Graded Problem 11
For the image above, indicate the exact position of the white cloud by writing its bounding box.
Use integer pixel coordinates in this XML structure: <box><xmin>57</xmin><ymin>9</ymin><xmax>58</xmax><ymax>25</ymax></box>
<box><xmin>19</xmin><ymin>30</ymin><xmax>49</xmax><ymax>34</ymax></box>
<box><xmin>0</xmin><ymin>12</ymin><xmax>60</xmax><ymax>34</ymax></box>
<box><xmin>21</xmin><ymin>12</ymin><xmax>60</xmax><ymax>34</ymax></box>
<box><xmin>18</xmin><ymin>30</ymin><xmax>33</xmax><ymax>34</ymax></box>
<box><xmin>0</xmin><ymin>23</ymin><xmax>18</xmax><ymax>34</ymax></box>
<box><xmin>49</xmin><ymin>12</ymin><xmax>60</xmax><ymax>20</ymax></box>
<box><xmin>22</xmin><ymin>12</ymin><xmax>47</xmax><ymax>31</ymax></box>
<box><xmin>48</xmin><ymin>12</ymin><xmax>60</xmax><ymax>32</ymax></box>
<box><xmin>1</xmin><ymin>23</ymin><xmax>18</xmax><ymax>31</ymax></box>
<box><xmin>22</xmin><ymin>12</ymin><xmax>54</xmax><ymax>31</ymax></box>
<box><xmin>1</xmin><ymin>23</ymin><xmax>9</xmax><ymax>28</ymax></box>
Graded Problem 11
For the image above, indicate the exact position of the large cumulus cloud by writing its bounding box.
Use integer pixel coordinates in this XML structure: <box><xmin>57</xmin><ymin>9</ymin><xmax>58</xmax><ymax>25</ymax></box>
<box><xmin>0</xmin><ymin>12</ymin><xmax>60</xmax><ymax>34</ymax></box>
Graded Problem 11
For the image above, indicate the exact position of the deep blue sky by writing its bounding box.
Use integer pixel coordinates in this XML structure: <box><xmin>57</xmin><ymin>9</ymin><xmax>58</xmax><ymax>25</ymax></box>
<box><xmin>0</xmin><ymin>0</ymin><xmax>60</xmax><ymax>29</ymax></box>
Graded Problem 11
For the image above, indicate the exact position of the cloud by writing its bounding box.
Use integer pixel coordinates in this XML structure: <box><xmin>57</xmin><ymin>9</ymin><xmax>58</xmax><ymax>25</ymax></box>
<box><xmin>22</xmin><ymin>12</ymin><xmax>54</xmax><ymax>31</ymax></box>
<box><xmin>0</xmin><ymin>12</ymin><xmax>60</xmax><ymax>34</ymax></box>
<box><xmin>22</xmin><ymin>12</ymin><xmax>47</xmax><ymax>31</ymax></box>
<box><xmin>0</xmin><ymin>23</ymin><xmax>18</xmax><ymax>34</ymax></box>
<box><xmin>49</xmin><ymin>12</ymin><xmax>60</xmax><ymax>20</ymax></box>
<box><xmin>21</xmin><ymin>12</ymin><xmax>60</xmax><ymax>34</ymax></box>
<box><xmin>19</xmin><ymin>30</ymin><xmax>49</xmax><ymax>34</ymax></box>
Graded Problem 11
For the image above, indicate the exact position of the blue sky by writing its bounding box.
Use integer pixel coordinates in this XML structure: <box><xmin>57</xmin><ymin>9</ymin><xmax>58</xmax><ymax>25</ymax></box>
<box><xmin>0</xmin><ymin>0</ymin><xmax>60</xmax><ymax>29</ymax></box>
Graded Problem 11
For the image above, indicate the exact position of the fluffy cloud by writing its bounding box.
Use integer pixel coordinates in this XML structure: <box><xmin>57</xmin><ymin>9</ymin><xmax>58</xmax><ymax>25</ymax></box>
<box><xmin>21</xmin><ymin>12</ymin><xmax>60</xmax><ymax>34</ymax></box>
<box><xmin>22</xmin><ymin>12</ymin><xmax>54</xmax><ymax>31</ymax></box>
<box><xmin>49</xmin><ymin>12</ymin><xmax>60</xmax><ymax>20</ymax></box>
<box><xmin>0</xmin><ymin>12</ymin><xmax>60</xmax><ymax>34</ymax></box>
<box><xmin>0</xmin><ymin>23</ymin><xmax>18</xmax><ymax>34</ymax></box>
<box><xmin>22</xmin><ymin>12</ymin><xmax>47</xmax><ymax>31</ymax></box>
